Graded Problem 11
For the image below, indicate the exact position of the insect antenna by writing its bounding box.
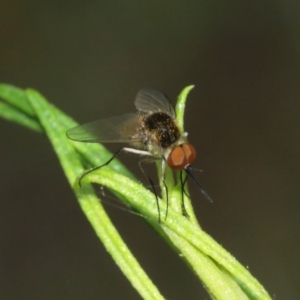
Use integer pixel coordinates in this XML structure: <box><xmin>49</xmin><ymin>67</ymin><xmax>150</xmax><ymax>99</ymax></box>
<box><xmin>184</xmin><ymin>166</ymin><xmax>213</xmax><ymax>203</ymax></box>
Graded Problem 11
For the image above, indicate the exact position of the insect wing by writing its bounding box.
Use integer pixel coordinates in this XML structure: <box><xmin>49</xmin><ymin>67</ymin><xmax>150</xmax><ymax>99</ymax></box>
<box><xmin>66</xmin><ymin>113</ymin><xmax>140</xmax><ymax>143</ymax></box>
<box><xmin>134</xmin><ymin>88</ymin><xmax>175</xmax><ymax>116</ymax></box>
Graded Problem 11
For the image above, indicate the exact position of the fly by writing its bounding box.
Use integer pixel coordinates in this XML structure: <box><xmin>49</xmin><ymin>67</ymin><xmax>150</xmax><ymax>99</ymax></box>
<box><xmin>67</xmin><ymin>88</ymin><xmax>212</xmax><ymax>222</ymax></box>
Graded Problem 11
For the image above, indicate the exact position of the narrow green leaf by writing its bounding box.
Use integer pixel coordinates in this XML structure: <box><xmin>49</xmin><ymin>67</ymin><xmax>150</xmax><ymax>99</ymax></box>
<box><xmin>85</xmin><ymin>168</ymin><xmax>271</xmax><ymax>300</ymax></box>
<box><xmin>175</xmin><ymin>85</ymin><xmax>194</xmax><ymax>133</ymax></box>
<box><xmin>0</xmin><ymin>84</ymin><xmax>37</xmax><ymax>116</ymax></box>
<box><xmin>0</xmin><ymin>102</ymin><xmax>42</xmax><ymax>132</ymax></box>
<box><xmin>164</xmin><ymin>227</ymin><xmax>249</xmax><ymax>300</ymax></box>
<box><xmin>25</xmin><ymin>88</ymin><xmax>165</xmax><ymax>300</ymax></box>
<box><xmin>0</xmin><ymin>83</ymin><xmax>272</xmax><ymax>300</ymax></box>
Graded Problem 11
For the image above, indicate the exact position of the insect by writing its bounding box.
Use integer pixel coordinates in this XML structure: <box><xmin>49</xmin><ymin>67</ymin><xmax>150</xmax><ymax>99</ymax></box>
<box><xmin>67</xmin><ymin>88</ymin><xmax>212</xmax><ymax>222</ymax></box>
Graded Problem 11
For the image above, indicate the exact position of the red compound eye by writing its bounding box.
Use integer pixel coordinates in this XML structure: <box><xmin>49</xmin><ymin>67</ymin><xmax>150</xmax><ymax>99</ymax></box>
<box><xmin>167</xmin><ymin>143</ymin><xmax>196</xmax><ymax>170</ymax></box>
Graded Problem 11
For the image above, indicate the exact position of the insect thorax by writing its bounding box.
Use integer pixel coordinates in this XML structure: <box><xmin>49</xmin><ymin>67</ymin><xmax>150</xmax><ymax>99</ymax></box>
<box><xmin>140</xmin><ymin>112</ymin><xmax>181</xmax><ymax>151</ymax></box>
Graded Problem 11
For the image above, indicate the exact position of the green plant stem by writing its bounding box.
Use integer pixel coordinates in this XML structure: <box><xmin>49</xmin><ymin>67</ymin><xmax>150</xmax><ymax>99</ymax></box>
<box><xmin>0</xmin><ymin>84</ymin><xmax>272</xmax><ymax>300</ymax></box>
<box><xmin>85</xmin><ymin>169</ymin><xmax>271</xmax><ymax>300</ymax></box>
<box><xmin>26</xmin><ymin>89</ymin><xmax>165</xmax><ymax>300</ymax></box>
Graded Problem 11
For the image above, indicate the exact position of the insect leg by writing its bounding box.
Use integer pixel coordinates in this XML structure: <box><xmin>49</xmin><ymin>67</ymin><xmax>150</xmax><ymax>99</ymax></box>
<box><xmin>138</xmin><ymin>157</ymin><xmax>162</xmax><ymax>223</ymax></box>
<box><xmin>78</xmin><ymin>148</ymin><xmax>124</xmax><ymax>186</ymax></box>
<box><xmin>181</xmin><ymin>172</ymin><xmax>189</xmax><ymax>198</ymax></box>
<box><xmin>180</xmin><ymin>171</ymin><xmax>190</xmax><ymax>218</ymax></box>
<box><xmin>79</xmin><ymin>147</ymin><xmax>153</xmax><ymax>186</ymax></box>
<box><xmin>160</xmin><ymin>158</ymin><xmax>169</xmax><ymax>221</ymax></box>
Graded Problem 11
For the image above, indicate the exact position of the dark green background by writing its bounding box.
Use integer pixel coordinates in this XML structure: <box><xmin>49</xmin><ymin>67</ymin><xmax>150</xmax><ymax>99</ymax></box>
<box><xmin>1</xmin><ymin>1</ymin><xmax>299</xmax><ymax>299</ymax></box>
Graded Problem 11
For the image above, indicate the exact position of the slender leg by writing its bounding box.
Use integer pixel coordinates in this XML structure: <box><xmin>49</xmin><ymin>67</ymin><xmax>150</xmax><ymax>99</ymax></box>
<box><xmin>161</xmin><ymin>179</ymin><xmax>168</xmax><ymax>221</ymax></box>
<box><xmin>160</xmin><ymin>158</ymin><xmax>169</xmax><ymax>221</ymax></box>
<box><xmin>138</xmin><ymin>158</ymin><xmax>161</xmax><ymax>223</ymax></box>
<box><xmin>78</xmin><ymin>148</ymin><xmax>123</xmax><ymax>186</ymax></box>
<box><xmin>181</xmin><ymin>172</ymin><xmax>189</xmax><ymax>198</ymax></box>
<box><xmin>78</xmin><ymin>147</ymin><xmax>153</xmax><ymax>186</ymax></box>
<box><xmin>180</xmin><ymin>171</ymin><xmax>189</xmax><ymax>218</ymax></box>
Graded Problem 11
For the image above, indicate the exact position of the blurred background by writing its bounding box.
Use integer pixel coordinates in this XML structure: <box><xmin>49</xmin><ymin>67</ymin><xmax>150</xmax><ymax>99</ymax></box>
<box><xmin>1</xmin><ymin>1</ymin><xmax>300</xmax><ymax>299</ymax></box>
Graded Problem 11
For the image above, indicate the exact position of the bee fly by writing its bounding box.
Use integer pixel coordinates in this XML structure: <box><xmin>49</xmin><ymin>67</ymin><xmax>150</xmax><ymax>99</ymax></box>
<box><xmin>67</xmin><ymin>88</ymin><xmax>212</xmax><ymax>222</ymax></box>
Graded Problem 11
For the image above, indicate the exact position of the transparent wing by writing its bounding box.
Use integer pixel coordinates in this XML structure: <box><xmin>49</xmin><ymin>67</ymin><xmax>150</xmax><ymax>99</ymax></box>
<box><xmin>134</xmin><ymin>88</ymin><xmax>175</xmax><ymax>116</ymax></box>
<box><xmin>66</xmin><ymin>113</ymin><xmax>141</xmax><ymax>143</ymax></box>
